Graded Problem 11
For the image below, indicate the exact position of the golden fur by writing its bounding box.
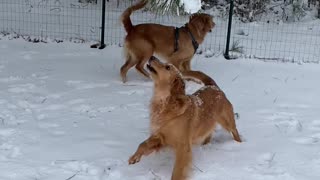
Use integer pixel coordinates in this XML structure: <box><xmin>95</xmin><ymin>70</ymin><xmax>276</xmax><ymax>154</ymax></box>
<box><xmin>120</xmin><ymin>0</ymin><xmax>215</xmax><ymax>83</ymax></box>
<box><xmin>128</xmin><ymin>57</ymin><xmax>242</xmax><ymax>180</ymax></box>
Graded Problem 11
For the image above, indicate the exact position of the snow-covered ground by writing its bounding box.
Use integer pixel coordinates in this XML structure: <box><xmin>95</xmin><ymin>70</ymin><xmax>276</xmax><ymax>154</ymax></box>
<box><xmin>0</xmin><ymin>39</ymin><xmax>320</xmax><ymax>180</ymax></box>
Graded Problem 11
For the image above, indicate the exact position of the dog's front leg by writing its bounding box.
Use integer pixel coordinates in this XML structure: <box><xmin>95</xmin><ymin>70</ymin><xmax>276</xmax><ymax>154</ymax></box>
<box><xmin>171</xmin><ymin>144</ymin><xmax>192</xmax><ymax>180</ymax></box>
<box><xmin>128</xmin><ymin>134</ymin><xmax>163</xmax><ymax>165</ymax></box>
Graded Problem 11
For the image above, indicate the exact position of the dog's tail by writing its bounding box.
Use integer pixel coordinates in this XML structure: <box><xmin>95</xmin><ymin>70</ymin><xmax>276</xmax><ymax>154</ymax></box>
<box><xmin>121</xmin><ymin>0</ymin><xmax>147</xmax><ymax>33</ymax></box>
<box><xmin>182</xmin><ymin>70</ymin><xmax>220</xmax><ymax>88</ymax></box>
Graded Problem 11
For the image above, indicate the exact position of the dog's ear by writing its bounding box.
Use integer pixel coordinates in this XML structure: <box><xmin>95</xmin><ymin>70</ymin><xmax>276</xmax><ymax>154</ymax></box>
<box><xmin>202</xmin><ymin>15</ymin><xmax>214</xmax><ymax>32</ymax></box>
<box><xmin>171</xmin><ymin>76</ymin><xmax>185</xmax><ymax>95</ymax></box>
<box><xmin>189</xmin><ymin>14</ymin><xmax>204</xmax><ymax>36</ymax></box>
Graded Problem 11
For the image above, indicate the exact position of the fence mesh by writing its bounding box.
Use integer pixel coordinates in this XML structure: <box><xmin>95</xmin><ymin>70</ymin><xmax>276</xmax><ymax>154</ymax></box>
<box><xmin>0</xmin><ymin>0</ymin><xmax>101</xmax><ymax>42</ymax></box>
<box><xmin>0</xmin><ymin>0</ymin><xmax>319</xmax><ymax>63</ymax></box>
<box><xmin>228</xmin><ymin>0</ymin><xmax>320</xmax><ymax>63</ymax></box>
<box><xmin>230</xmin><ymin>19</ymin><xmax>320</xmax><ymax>63</ymax></box>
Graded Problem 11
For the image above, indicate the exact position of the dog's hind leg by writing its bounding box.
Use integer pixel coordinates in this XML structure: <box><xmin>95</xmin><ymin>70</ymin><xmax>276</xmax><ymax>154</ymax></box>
<box><xmin>135</xmin><ymin>57</ymin><xmax>150</xmax><ymax>78</ymax></box>
<box><xmin>218</xmin><ymin>113</ymin><xmax>242</xmax><ymax>143</ymax></box>
<box><xmin>231</xmin><ymin>128</ymin><xmax>242</xmax><ymax>143</ymax></box>
<box><xmin>202</xmin><ymin>135</ymin><xmax>211</xmax><ymax>145</ymax></box>
<box><xmin>120</xmin><ymin>55</ymin><xmax>136</xmax><ymax>83</ymax></box>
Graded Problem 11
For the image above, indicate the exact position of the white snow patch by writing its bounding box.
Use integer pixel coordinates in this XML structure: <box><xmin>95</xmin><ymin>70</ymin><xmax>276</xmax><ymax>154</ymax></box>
<box><xmin>0</xmin><ymin>129</ymin><xmax>15</xmax><ymax>137</ymax></box>
<box><xmin>180</xmin><ymin>0</ymin><xmax>202</xmax><ymax>13</ymax></box>
<box><xmin>0</xmin><ymin>39</ymin><xmax>319</xmax><ymax>180</ymax></box>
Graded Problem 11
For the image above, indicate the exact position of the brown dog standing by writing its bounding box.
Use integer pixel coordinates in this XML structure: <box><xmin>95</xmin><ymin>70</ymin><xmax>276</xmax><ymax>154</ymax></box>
<box><xmin>120</xmin><ymin>0</ymin><xmax>215</xmax><ymax>82</ymax></box>
<box><xmin>128</xmin><ymin>57</ymin><xmax>241</xmax><ymax>180</ymax></box>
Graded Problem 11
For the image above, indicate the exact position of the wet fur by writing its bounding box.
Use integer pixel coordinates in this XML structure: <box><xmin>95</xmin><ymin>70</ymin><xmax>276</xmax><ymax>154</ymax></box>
<box><xmin>128</xmin><ymin>57</ymin><xmax>242</xmax><ymax>180</ymax></box>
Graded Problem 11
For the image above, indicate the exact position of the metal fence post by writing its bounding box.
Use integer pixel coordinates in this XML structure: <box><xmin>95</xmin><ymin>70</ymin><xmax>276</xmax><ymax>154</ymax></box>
<box><xmin>224</xmin><ymin>0</ymin><xmax>234</xmax><ymax>59</ymax></box>
<box><xmin>91</xmin><ymin>0</ymin><xmax>106</xmax><ymax>49</ymax></box>
<box><xmin>318</xmin><ymin>0</ymin><xmax>320</xmax><ymax>18</ymax></box>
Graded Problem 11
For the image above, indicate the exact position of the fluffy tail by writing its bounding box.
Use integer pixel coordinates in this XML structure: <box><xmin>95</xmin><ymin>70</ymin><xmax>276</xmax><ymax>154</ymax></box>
<box><xmin>121</xmin><ymin>0</ymin><xmax>147</xmax><ymax>33</ymax></box>
<box><xmin>182</xmin><ymin>70</ymin><xmax>220</xmax><ymax>88</ymax></box>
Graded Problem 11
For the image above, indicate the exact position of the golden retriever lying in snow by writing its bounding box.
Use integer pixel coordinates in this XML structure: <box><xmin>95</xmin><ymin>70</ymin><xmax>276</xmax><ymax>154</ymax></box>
<box><xmin>128</xmin><ymin>56</ymin><xmax>242</xmax><ymax>180</ymax></box>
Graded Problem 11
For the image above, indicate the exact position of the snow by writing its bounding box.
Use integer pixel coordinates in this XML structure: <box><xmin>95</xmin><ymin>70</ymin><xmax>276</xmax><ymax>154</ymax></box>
<box><xmin>154</xmin><ymin>0</ymin><xmax>201</xmax><ymax>14</ymax></box>
<box><xmin>180</xmin><ymin>0</ymin><xmax>202</xmax><ymax>14</ymax></box>
<box><xmin>0</xmin><ymin>38</ymin><xmax>320</xmax><ymax>180</ymax></box>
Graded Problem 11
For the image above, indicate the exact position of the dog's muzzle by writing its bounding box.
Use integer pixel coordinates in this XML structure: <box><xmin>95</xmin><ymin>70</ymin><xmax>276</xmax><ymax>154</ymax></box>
<box><xmin>147</xmin><ymin>64</ymin><xmax>157</xmax><ymax>74</ymax></box>
<box><xmin>147</xmin><ymin>57</ymin><xmax>157</xmax><ymax>74</ymax></box>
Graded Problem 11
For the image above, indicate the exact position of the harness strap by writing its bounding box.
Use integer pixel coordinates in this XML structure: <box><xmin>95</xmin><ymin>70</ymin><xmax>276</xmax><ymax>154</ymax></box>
<box><xmin>185</xmin><ymin>25</ymin><xmax>199</xmax><ymax>54</ymax></box>
<box><xmin>174</xmin><ymin>27</ymin><xmax>180</xmax><ymax>53</ymax></box>
<box><xmin>173</xmin><ymin>25</ymin><xmax>199</xmax><ymax>54</ymax></box>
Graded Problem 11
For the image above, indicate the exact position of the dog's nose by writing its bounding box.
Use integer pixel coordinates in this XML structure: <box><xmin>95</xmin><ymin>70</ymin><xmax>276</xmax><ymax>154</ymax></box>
<box><xmin>149</xmin><ymin>56</ymin><xmax>157</xmax><ymax>63</ymax></box>
<box><xmin>211</xmin><ymin>22</ymin><xmax>215</xmax><ymax>29</ymax></box>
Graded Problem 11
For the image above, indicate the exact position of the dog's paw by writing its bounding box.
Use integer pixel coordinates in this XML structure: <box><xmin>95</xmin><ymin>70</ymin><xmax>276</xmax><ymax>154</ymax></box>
<box><xmin>128</xmin><ymin>153</ymin><xmax>141</xmax><ymax>165</ymax></box>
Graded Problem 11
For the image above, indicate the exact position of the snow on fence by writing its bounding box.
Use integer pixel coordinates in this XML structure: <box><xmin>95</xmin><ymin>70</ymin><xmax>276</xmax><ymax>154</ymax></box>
<box><xmin>0</xmin><ymin>0</ymin><xmax>319</xmax><ymax>63</ymax></box>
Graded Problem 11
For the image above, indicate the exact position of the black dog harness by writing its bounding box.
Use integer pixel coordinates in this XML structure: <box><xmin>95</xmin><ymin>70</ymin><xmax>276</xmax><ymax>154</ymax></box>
<box><xmin>174</xmin><ymin>25</ymin><xmax>199</xmax><ymax>54</ymax></box>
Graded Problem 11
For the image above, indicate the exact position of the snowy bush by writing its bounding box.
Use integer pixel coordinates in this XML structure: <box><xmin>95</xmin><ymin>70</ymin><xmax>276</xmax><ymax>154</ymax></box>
<box><xmin>234</xmin><ymin>0</ymin><xmax>270</xmax><ymax>22</ymax></box>
<box><xmin>149</xmin><ymin>0</ymin><xmax>202</xmax><ymax>14</ymax></box>
<box><xmin>202</xmin><ymin>0</ymin><xmax>319</xmax><ymax>22</ymax></box>
<box><xmin>280</xmin><ymin>0</ymin><xmax>308</xmax><ymax>22</ymax></box>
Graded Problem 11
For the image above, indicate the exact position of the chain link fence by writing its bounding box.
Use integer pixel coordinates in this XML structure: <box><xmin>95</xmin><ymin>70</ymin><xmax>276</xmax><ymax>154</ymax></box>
<box><xmin>227</xmin><ymin>0</ymin><xmax>320</xmax><ymax>63</ymax></box>
<box><xmin>0</xmin><ymin>0</ymin><xmax>101</xmax><ymax>42</ymax></box>
<box><xmin>0</xmin><ymin>0</ymin><xmax>319</xmax><ymax>63</ymax></box>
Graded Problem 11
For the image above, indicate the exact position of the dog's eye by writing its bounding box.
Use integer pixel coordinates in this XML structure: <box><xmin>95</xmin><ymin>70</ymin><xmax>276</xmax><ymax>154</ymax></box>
<box><xmin>165</xmin><ymin>65</ymin><xmax>171</xmax><ymax>71</ymax></box>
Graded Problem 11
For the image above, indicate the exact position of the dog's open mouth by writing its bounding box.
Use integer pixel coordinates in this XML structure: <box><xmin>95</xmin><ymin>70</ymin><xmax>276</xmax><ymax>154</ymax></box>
<box><xmin>147</xmin><ymin>64</ymin><xmax>157</xmax><ymax>74</ymax></box>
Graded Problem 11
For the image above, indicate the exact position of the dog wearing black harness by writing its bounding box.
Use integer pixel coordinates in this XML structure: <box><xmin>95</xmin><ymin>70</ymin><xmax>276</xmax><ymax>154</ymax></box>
<box><xmin>119</xmin><ymin>0</ymin><xmax>215</xmax><ymax>82</ymax></box>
